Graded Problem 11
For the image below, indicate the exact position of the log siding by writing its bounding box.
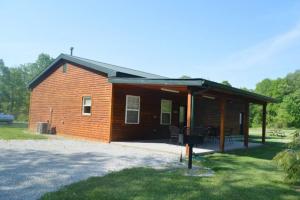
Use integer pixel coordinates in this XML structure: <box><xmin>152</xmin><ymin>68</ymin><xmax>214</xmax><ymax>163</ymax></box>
<box><xmin>29</xmin><ymin>63</ymin><xmax>112</xmax><ymax>142</ymax></box>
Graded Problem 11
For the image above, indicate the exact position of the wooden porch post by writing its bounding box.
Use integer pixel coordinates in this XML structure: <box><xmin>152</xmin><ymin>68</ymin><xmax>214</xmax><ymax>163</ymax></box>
<box><xmin>191</xmin><ymin>94</ymin><xmax>195</xmax><ymax>128</ymax></box>
<box><xmin>244</xmin><ymin>102</ymin><xmax>249</xmax><ymax>147</ymax></box>
<box><xmin>186</xmin><ymin>91</ymin><xmax>193</xmax><ymax>155</ymax></box>
<box><xmin>219</xmin><ymin>98</ymin><xmax>225</xmax><ymax>152</ymax></box>
<box><xmin>262</xmin><ymin>103</ymin><xmax>267</xmax><ymax>144</ymax></box>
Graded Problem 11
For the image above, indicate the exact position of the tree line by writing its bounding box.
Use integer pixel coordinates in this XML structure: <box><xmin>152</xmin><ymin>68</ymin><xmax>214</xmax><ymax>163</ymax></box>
<box><xmin>0</xmin><ymin>53</ymin><xmax>299</xmax><ymax>128</ymax></box>
<box><xmin>0</xmin><ymin>54</ymin><xmax>54</xmax><ymax>121</ymax></box>
<box><xmin>249</xmin><ymin>70</ymin><xmax>300</xmax><ymax>128</ymax></box>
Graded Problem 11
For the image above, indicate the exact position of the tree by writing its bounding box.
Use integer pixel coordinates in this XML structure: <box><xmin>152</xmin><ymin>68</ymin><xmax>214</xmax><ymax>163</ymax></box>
<box><xmin>0</xmin><ymin>60</ymin><xmax>11</xmax><ymax>113</ymax></box>
<box><xmin>23</xmin><ymin>53</ymin><xmax>54</xmax><ymax>83</ymax></box>
<box><xmin>221</xmin><ymin>80</ymin><xmax>232</xmax><ymax>86</ymax></box>
<box><xmin>277</xmin><ymin>90</ymin><xmax>300</xmax><ymax>128</ymax></box>
<box><xmin>0</xmin><ymin>53</ymin><xmax>54</xmax><ymax>121</ymax></box>
<box><xmin>252</xmin><ymin>70</ymin><xmax>300</xmax><ymax>128</ymax></box>
<box><xmin>179</xmin><ymin>75</ymin><xmax>191</xmax><ymax>79</ymax></box>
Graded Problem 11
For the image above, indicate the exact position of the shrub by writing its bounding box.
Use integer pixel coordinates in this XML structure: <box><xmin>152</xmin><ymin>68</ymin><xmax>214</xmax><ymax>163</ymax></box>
<box><xmin>273</xmin><ymin>131</ymin><xmax>300</xmax><ymax>183</ymax></box>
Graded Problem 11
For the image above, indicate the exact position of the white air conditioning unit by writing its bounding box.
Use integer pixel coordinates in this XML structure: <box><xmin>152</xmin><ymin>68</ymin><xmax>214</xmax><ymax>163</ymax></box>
<box><xmin>36</xmin><ymin>122</ymin><xmax>49</xmax><ymax>134</ymax></box>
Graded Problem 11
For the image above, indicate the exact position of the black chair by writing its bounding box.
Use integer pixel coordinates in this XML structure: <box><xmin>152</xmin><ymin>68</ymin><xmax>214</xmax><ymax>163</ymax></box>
<box><xmin>169</xmin><ymin>125</ymin><xmax>180</xmax><ymax>143</ymax></box>
<box><xmin>207</xmin><ymin>126</ymin><xmax>219</xmax><ymax>144</ymax></box>
<box><xmin>225</xmin><ymin>128</ymin><xmax>234</xmax><ymax>144</ymax></box>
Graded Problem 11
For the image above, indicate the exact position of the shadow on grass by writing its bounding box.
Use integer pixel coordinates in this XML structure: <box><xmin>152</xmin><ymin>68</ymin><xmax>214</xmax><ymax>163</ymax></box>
<box><xmin>41</xmin><ymin>167</ymin><xmax>300</xmax><ymax>200</ymax></box>
<box><xmin>224</xmin><ymin>139</ymin><xmax>287</xmax><ymax>160</ymax></box>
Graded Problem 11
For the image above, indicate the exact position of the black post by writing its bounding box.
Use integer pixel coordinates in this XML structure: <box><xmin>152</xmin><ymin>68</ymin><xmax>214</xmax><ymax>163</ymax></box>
<box><xmin>70</xmin><ymin>47</ymin><xmax>74</xmax><ymax>56</ymax></box>
<box><xmin>188</xmin><ymin>144</ymin><xmax>193</xmax><ymax>169</ymax></box>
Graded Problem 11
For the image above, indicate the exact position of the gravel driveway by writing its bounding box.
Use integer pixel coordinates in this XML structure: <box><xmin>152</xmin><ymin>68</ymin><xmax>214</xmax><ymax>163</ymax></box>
<box><xmin>0</xmin><ymin>138</ymin><xmax>177</xmax><ymax>200</ymax></box>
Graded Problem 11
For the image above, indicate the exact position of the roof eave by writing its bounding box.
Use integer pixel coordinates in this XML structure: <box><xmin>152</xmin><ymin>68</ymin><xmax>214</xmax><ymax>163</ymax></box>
<box><xmin>108</xmin><ymin>77</ymin><xmax>205</xmax><ymax>86</ymax></box>
<box><xmin>202</xmin><ymin>80</ymin><xmax>277</xmax><ymax>103</ymax></box>
<box><xmin>109</xmin><ymin>77</ymin><xmax>277</xmax><ymax>104</ymax></box>
<box><xmin>28</xmin><ymin>54</ymin><xmax>116</xmax><ymax>89</ymax></box>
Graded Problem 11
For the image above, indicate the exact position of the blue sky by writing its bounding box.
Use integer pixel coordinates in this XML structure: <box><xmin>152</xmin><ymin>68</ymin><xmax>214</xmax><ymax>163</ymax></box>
<box><xmin>1</xmin><ymin>0</ymin><xmax>300</xmax><ymax>89</ymax></box>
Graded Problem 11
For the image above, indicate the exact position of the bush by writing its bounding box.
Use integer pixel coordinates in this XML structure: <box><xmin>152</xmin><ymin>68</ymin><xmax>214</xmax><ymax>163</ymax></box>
<box><xmin>273</xmin><ymin>131</ymin><xmax>300</xmax><ymax>183</ymax></box>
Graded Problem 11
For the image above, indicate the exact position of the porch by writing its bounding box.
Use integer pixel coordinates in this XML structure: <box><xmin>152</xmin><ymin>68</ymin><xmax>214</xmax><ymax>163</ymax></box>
<box><xmin>113</xmin><ymin>138</ymin><xmax>262</xmax><ymax>155</ymax></box>
<box><xmin>109</xmin><ymin>78</ymin><xmax>276</xmax><ymax>152</ymax></box>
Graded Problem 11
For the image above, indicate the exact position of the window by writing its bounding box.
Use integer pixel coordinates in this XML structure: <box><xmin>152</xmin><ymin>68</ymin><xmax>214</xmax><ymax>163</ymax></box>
<box><xmin>179</xmin><ymin>106</ymin><xmax>185</xmax><ymax>125</ymax></box>
<box><xmin>82</xmin><ymin>96</ymin><xmax>91</xmax><ymax>115</ymax></box>
<box><xmin>161</xmin><ymin>99</ymin><xmax>172</xmax><ymax>125</ymax></box>
<box><xmin>63</xmin><ymin>63</ymin><xmax>67</xmax><ymax>73</ymax></box>
<box><xmin>125</xmin><ymin>95</ymin><xmax>140</xmax><ymax>124</ymax></box>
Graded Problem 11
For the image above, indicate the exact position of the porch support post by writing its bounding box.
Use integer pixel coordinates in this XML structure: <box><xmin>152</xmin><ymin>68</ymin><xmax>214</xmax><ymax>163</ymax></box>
<box><xmin>187</xmin><ymin>91</ymin><xmax>192</xmax><ymax>131</ymax></box>
<box><xmin>191</xmin><ymin>94</ymin><xmax>195</xmax><ymax>128</ymax></box>
<box><xmin>219</xmin><ymin>98</ymin><xmax>225</xmax><ymax>152</ymax></box>
<box><xmin>186</xmin><ymin>90</ymin><xmax>194</xmax><ymax>155</ymax></box>
<box><xmin>262</xmin><ymin>103</ymin><xmax>267</xmax><ymax>144</ymax></box>
<box><xmin>243</xmin><ymin>102</ymin><xmax>249</xmax><ymax>148</ymax></box>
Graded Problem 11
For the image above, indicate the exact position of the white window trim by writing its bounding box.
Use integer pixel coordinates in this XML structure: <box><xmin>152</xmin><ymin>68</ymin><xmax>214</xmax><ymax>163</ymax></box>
<box><xmin>160</xmin><ymin>99</ymin><xmax>172</xmax><ymax>125</ymax></box>
<box><xmin>82</xmin><ymin>96</ymin><xmax>92</xmax><ymax>116</ymax></box>
<box><xmin>125</xmin><ymin>95</ymin><xmax>140</xmax><ymax>124</ymax></box>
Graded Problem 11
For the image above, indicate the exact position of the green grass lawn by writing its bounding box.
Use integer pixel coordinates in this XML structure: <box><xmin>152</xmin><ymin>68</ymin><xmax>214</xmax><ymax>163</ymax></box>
<box><xmin>41</xmin><ymin>129</ymin><xmax>299</xmax><ymax>200</ymax></box>
<box><xmin>248</xmin><ymin>128</ymin><xmax>296</xmax><ymax>143</ymax></box>
<box><xmin>0</xmin><ymin>123</ymin><xmax>47</xmax><ymax>140</ymax></box>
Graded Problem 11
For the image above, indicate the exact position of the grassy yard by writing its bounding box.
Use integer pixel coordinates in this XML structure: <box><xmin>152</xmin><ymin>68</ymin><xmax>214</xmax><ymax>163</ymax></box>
<box><xmin>41</xmin><ymin>130</ymin><xmax>299</xmax><ymax>200</ymax></box>
<box><xmin>0</xmin><ymin>123</ymin><xmax>47</xmax><ymax>140</ymax></box>
<box><xmin>248</xmin><ymin>128</ymin><xmax>296</xmax><ymax>143</ymax></box>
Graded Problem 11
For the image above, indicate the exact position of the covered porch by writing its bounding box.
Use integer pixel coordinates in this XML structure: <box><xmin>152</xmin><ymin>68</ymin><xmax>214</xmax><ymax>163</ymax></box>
<box><xmin>113</xmin><ymin>139</ymin><xmax>262</xmax><ymax>155</ymax></box>
<box><xmin>109</xmin><ymin>77</ymin><xmax>276</xmax><ymax>152</ymax></box>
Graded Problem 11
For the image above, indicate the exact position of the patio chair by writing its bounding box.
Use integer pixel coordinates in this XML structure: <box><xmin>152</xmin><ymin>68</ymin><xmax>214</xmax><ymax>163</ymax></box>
<box><xmin>225</xmin><ymin>128</ymin><xmax>234</xmax><ymax>144</ymax></box>
<box><xmin>187</xmin><ymin>126</ymin><xmax>207</xmax><ymax>147</ymax></box>
<box><xmin>275</xmin><ymin>129</ymin><xmax>285</xmax><ymax>137</ymax></box>
<box><xmin>206</xmin><ymin>126</ymin><xmax>219</xmax><ymax>144</ymax></box>
<box><xmin>268</xmin><ymin>129</ymin><xmax>276</xmax><ymax>136</ymax></box>
<box><xmin>169</xmin><ymin>125</ymin><xmax>180</xmax><ymax>144</ymax></box>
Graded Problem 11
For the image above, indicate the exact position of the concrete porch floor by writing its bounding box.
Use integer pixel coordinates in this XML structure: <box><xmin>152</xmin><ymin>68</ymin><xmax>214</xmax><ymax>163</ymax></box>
<box><xmin>112</xmin><ymin>139</ymin><xmax>262</xmax><ymax>155</ymax></box>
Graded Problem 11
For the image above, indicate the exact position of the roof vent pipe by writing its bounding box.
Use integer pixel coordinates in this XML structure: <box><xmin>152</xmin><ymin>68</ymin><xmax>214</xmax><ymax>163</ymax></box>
<box><xmin>70</xmin><ymin>47</ymin><xmax>74</xmax><ymax>56</ymax></box>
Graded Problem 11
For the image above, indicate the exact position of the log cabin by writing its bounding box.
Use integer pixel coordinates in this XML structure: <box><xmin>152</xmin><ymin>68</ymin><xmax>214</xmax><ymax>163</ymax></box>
<box><xmin>28</xmin><ymin>54</ymin><xmax>276</xmax><ymax>151</ymax></box>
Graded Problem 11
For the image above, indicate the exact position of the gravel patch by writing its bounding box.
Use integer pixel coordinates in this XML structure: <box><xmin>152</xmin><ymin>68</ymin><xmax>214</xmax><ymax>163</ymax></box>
<box><xmin>0</xmin><ymin>138</ymin><xmax>177</xmax><ymax>200</ymax></box>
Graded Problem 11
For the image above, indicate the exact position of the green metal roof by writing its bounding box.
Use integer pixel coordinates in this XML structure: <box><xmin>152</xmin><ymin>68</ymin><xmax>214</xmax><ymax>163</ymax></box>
<box><xmin>28</xmin><ymin>54</ymin><xmax>276</xmax><ymax>103</ymax></box>
<box><xmin>109</xmin><ymin>77</ymin><xmax>277</xmax><ymax>103</ymax></box>
<box><xmin>68</xmin><ymin>55</ymin><xmax>166</xmax><ymax>78</ymax></box>
<box><xmin>28</xmin><ymin>54</ymin><xmax>165</xmax><ymax>89</ymax></box>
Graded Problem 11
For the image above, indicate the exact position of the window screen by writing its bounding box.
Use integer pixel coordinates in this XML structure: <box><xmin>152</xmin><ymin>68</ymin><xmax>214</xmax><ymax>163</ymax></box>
<box><xmin>125</xmin><ymin>95</ymin><xmax>140</xmax><ymax>124</ymax></box>
<box><xmin>82</xmin><ymin>96</ymin><xmax>91</xmax><ymax>115</ymax></box>
<box><xmin>160</xmin><ymin>99</ymin><xmax>172</xmax><ymax>125</ymax></box>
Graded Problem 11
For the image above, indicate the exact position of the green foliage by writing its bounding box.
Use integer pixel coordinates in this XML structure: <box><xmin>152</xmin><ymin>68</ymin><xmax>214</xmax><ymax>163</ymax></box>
<box><xmin>253</xmin><ymin>70</ymin><xmax>300</xmax><ymax>128</ymax></box>
<box><xmin>278</xmin><ymin>90</ymin><xmax>300</xmax><ymax>127</ymax></box>
<box><xmin>0</xmin><ymin>54</ymin><xmax>54</xmax><ymax>121</ymax></box>
<box><xmin>289</xmin><ymin>131</ymin><xmax>300</xmax><ymax>150</ymax></box>
<box><xmin>179</xmin><ymin>75</ymin><xmax>191</xmax><ymax>79</ymax></box>
<box><xmin>273</xmin><ymin>132</ymin><xmax>300</xmax><ymax>183</ymax></box>
<box><xmin>221</xmin><ymin>80</ymin><xmax>232</xmax><ymax>86</ymax></box>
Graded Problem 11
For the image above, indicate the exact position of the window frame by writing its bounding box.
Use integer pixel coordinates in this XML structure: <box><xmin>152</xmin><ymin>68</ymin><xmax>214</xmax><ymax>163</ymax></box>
<box><xmin>160</xmin><ymin>99</ymin><xmax>172</xmax><ymax>125</ymax></box>
<box><xmin>125</xmin><ymin>95</ymin><xmax>140</xmax><ymax>124</ymax></box>
<box><xmin>82</xmin><ymin>96</ymin><xmax>92</xmax><ymax>116</ymax></box>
